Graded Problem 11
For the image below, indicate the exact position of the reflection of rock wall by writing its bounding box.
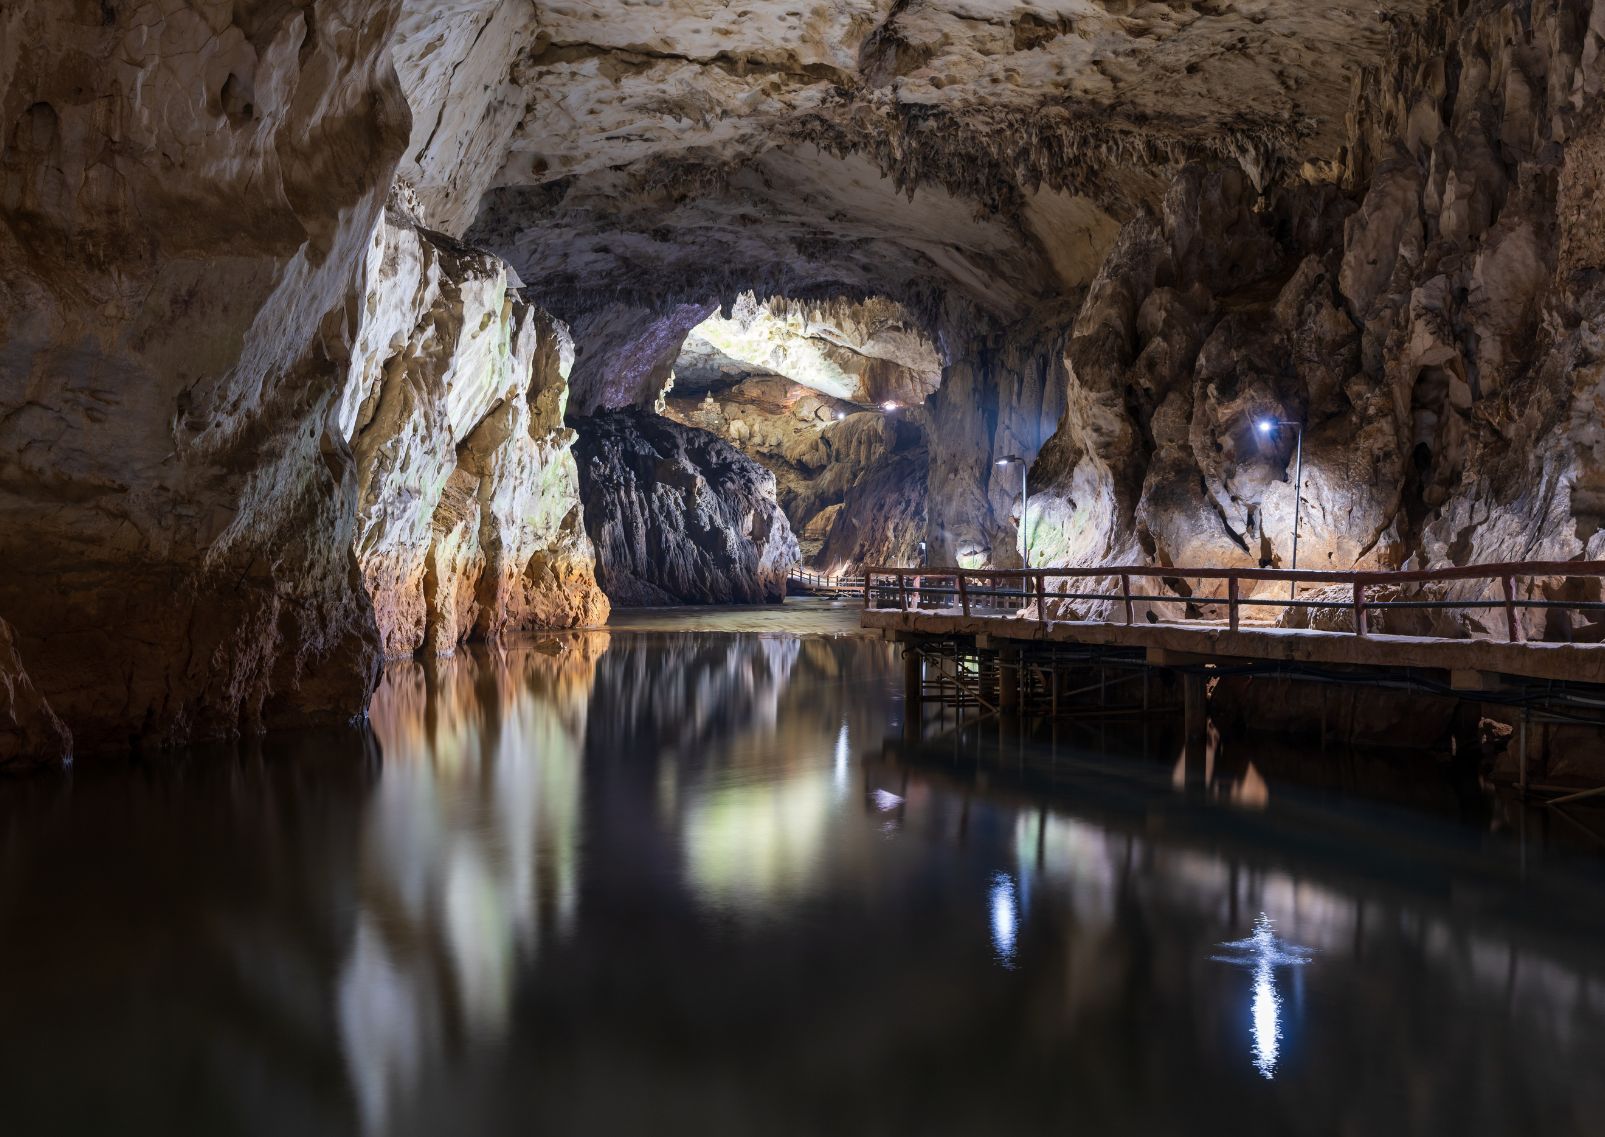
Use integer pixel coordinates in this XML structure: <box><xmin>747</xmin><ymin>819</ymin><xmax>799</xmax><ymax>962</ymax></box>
<box><xmin>348</xmin><ymin>637</ymin><xmax>603</xmax><ymax>1134</ymax></box>
<box><xmin>0</xmin><ymin>0</ymin><xmax>407</xmax><ymax>758</ymax></box>
<box><xmin>573</xmin><ymin>411</ymin><xmax>801</xmax><ymax>605</ymax></box>
<box><xmin>342</xmin><ymin>198</ymin><xmax>607</xmax><ymax>656</ymax></box>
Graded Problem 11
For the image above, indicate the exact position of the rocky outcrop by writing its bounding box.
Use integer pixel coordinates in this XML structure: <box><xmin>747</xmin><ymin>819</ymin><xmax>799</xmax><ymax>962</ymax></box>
<box><xmin>813</xmin><ymin>447</ymin><xmax>930</xmax><ymax>575</ymax></box>
<box><xmin>573</xmin><ymin>411</ymin><xmax>800</xmax><ymax>605</ymax></box>
<box><xmin>0</xmin><ymin>618</ymin><xmax>70</xmax><ymax>771</ymax></box>
<box><xmin>0</xmin><ymin>0</ymin><xmax>407</xmax><ymax>755</ymax></box>
<box><xmin>1020</xmin><ymin>0</ymin><xmax>1605</xmax><ymax>634</ymax></box>
<box><xmin>341</xmin><ymin>197</ymin><xmax>608</xmax><ymax>656</ymax></box>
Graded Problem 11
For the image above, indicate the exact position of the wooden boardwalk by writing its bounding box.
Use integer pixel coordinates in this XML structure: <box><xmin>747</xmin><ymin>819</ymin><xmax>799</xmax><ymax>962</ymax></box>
<box><xmin>859</xmin><ymin>561</ymin><xmax>1605</xmax><ymax>688</ymax></box>
<box><xmin>860</xmin><ymin>562</ymin><xmax>1605</xmax><ymax>802</ymax></box>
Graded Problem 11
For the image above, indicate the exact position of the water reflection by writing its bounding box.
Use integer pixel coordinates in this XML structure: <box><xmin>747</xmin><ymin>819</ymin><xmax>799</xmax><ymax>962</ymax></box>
<box><xmin>989</xmin><ymin>873</ymin><xmax>1020</xmax><ymax>969</ymax></box>
<box><xmin>3</xmin><ymin>617</ymin><xmax>1605</xmax><ymax>1136</ymax></box>
<box><xmin>1212</xmin><ymin>914</ymin><xmax>1313</xmax><ymax>1079</ymax></box>
<box><xmin>343</xmin><ymin>638</ymin><xmax>597</xmax><ymax>1132</ymax></box>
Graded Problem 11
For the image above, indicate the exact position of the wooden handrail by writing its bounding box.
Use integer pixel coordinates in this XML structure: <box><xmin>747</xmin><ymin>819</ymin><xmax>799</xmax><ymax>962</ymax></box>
<box><xmin>859</xmin><ymin>561</ymin><xmax>1605</xmax><ymax>644</ymax></box>
<box><xmin>860</xmin><ymin>560</ymin><xmax>1605</xmax><ymax>586</ymax></box>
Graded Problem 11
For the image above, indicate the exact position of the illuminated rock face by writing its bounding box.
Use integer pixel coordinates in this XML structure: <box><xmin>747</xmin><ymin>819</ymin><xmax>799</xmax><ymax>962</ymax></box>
<box><xmin>573</xmin><ymin>410</ymin><xmax>801</xmax><ymax>605</ymax></box>
<box><xmin>340</xmin><ymin>197</ymin><xmax>607</xmax><ymax>657</ymax></box>
<box><xmin>0</xmin><ymin>0</ymin><xmax>408</xmax><ymax>761</ymax></box>
<box><xmin>1024</xmin><ymin>1</ymin><xmax>1605</xmax><ymax>632</ymax></box>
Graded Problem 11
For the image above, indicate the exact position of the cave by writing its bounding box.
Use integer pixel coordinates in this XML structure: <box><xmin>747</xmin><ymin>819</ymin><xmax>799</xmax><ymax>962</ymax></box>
<box><xmin>5</xmin><ymin>1</ymin><xmax>1605</xmax><ymax>1132</ymax></box>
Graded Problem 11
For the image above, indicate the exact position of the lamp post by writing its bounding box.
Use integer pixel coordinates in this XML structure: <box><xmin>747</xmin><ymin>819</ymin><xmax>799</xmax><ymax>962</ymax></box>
<box><xmin>1256</xmin><ymin>419</ymin><xmax>1303</xmax><ymax>599</ymax></box>
<box><xmin>995</xmin><ymin>454</ymin><xmax>1029</xmax><ymax>567</ymax></box>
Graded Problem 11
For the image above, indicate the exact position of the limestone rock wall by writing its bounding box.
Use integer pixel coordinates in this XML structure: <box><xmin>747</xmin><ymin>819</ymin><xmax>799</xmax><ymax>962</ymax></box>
<box><xmin>0</xmin><ymin>618</ymin><xmax>70</xmax><ymax>771</ymax></box>
<box><xmin>341</xmin><ymin>200</ymin><xmax>608</xmax><ymax>656</ymax></box>
<box><xmin>1022</xmin><ymin>0</ymin><xmax>1605</xmax><ymax>633</ymax></box>
<box><xmin>665</xmin><ymin>381</ymin><xmax>908</xmax><ymax>561</ymax></box>
<box><xmin>0</xmin><ymin>0</ymin><xmax>409</xmax><ymax>758</ymax></box>
<box><xmin>573</xmin><ymin>411</ymin><xmax>801</xmax><ymax>605</ymax></box>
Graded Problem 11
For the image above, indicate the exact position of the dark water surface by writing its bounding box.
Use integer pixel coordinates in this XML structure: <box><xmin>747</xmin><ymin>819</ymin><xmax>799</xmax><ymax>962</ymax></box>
<box><xmin>3</xmin><ymin>600</ymin><xmax>1605</xmax><ymax>1136</ymax></box>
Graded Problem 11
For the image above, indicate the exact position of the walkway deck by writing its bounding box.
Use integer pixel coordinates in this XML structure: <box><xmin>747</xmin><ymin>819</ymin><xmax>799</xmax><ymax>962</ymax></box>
<box><xmin>859</xmin><ymin>561</ymin><xmax>1605</xmax><ymax>688</ymax></box>
<box><xmin>861</xmin><ymin>608</ymin><xmax>1605</xmax><ymax>687</ymax></box>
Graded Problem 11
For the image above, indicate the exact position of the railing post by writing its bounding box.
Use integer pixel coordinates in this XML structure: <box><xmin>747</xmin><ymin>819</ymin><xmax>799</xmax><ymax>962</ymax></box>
<box><xmin>1035</xmin><ymin>573</ymin><xmax>1047</xmax><ymax>627</ymax></box>
<box><xmin>1502</xmin><ymin>576</ymin><xmax>1525</xmax><ymax>643</ymax></box>
<box><xmin>1353</xmin><ymin>581</ymin><xmax>1367</xmax><ymax>636</ymax></box>
<box><xmin>1227</xmin><ymin>576</ymin><xmax>1239</xmax><ymax>632</ymax></box>
<box><xmin>863</xmin><ymin>572</ymin><xmax>872</xmax><ymax>609</ymax></box>
<box><xmin>898</xmin><ymin>572</ymin><xmax>909</xmax><ymax>613</ymax></box>
<box><xmin>1121</xmin><ymin>574</ymin><xmax>1134</xmax><ymax>625</ymax></box>
<box><xmin>958</xmin><ymin>572</ymin><xmax>971</xmax><ymax>617</ymax></box>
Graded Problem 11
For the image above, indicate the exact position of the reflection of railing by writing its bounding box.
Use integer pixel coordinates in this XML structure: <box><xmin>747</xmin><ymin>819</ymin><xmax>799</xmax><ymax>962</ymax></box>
<box><xmin>788</xmin><ymin>567</ymin><xmax>866</xmax><ymax>596</ymax></box>
<box><xmin>862</xmin><ymin>561</ymin><xmax>1605</xmax><ymax>642</ymax></box>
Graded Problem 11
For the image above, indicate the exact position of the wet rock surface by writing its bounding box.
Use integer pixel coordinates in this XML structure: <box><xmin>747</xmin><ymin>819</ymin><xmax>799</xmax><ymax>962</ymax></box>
<box><xmin>573</xmin><ymin>411</ymin><xmax>801</xmax><ymax>605</ymax></box>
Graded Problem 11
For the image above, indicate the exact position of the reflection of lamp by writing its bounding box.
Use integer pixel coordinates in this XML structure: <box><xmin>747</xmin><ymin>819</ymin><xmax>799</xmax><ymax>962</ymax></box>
<box><xmin>995</xmin><ymin>455</ymin><xmax>1029</xmax><ymax>566</ymax></box>
<box><xmin>989</xmin><ymin>872</ymin><xmax>1018</xmax><ymax>969</ymax></box>
<box><xmin>1257</xmin><ymin>418</ymin><xmax>1304</xmax><ymax>599</ymax></box>
<box><xmin>1211</xmin><ymin>913</ymin><xmax>1313</xmax><ymax>1080</ymax></box>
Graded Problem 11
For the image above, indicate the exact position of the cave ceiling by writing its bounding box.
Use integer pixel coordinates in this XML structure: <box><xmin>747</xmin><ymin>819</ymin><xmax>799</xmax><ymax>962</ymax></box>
<box><xmin>396</xmin><ymin>0</ymin><xmax>1427</xmax><ymax>324</ymax></box>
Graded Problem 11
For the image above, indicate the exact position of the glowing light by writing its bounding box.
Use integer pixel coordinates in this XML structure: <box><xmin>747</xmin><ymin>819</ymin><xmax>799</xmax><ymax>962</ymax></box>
<box><xmin>836</xmin><ymin>411</ymin><xmax>848</xmax><ymax>421</ymax></box>
<box><xmin>1257</xmin><ymin>419</ymin><xmax>1275</xmax><ymax>434</ymax></box>
<box><xmin>872</xmin><ymin>788</ymin><xmax>904</xmax><ymax>812</ymax></box>
<box><xmin>989</xmin><ymin>872</ymin><xmax>1019</xmax><ymax>968</ymax></box>
<box><xmin>881</xmin><ymin>400</ymin><xmax>899</xmax><ymax>412</ymax></box>
<box><xmin>1212</xmin><ymin>913</ymin><xmax>1313</xmax><ymax>1079</ymax></box>
<box><xmin>833</xmin><ymin>721</ymin><xmax>850</xmax><ymax>792</ymax></box>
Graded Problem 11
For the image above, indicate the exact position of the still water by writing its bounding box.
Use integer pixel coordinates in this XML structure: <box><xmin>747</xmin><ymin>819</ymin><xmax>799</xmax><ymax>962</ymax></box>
<box><xmin>3</xmin><ymin>601</ymin><xmax>1604</xmax><ymax>1135</ymax></box>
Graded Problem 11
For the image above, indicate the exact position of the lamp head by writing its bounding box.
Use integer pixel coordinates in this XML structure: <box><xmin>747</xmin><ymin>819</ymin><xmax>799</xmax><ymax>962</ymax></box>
<box><xmin>1256</xmin><ymin>418</ymin><xmax>1275</xmax><ymax>435</ymax></box>
<box><xmin>995</xmin><ymin>454</ymin><xmax>1023</xmax><ymax>467</ymax></box>
<box><xmin>836</xmin><ymin>411</ymin><xmax>847</xmax><ymax>421</ymax></box>
<box><xmin>881</xmin><ymin>400</ymin><xmax>899</xmax><ymax>412</ymax></box>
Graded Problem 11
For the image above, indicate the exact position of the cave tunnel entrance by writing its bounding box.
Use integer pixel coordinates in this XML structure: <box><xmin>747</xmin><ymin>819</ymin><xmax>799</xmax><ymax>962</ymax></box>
<box><xmin>562</xmin><ymin>292</ymin><xmax>946</xmax><ymax>606</ymax></box>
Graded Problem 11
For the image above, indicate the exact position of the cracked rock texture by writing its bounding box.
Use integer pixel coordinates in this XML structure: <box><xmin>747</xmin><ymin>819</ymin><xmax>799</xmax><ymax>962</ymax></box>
<box><xmin>573</xmin><ymin>411</ymin><xmax>801</xmax><ymax>605</ymax></box>
<box><xmin>341</xmin><ymin>197</ymin><xmax>608</xmax><ymax>657</ymax></box>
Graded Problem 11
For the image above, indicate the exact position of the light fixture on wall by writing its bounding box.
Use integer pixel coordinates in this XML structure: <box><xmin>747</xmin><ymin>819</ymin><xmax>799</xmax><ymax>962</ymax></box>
<box><xmin>1257</xmin><ymin>418</ymin><xmax>1304</xmax><ymax>599</ymax></box>
<box><xmin>995</xmin><ymin>454</ymin><xmax>1029</xmax><ymax>567</ymax></box>
<box><xmin>881</xmin><ymin>400</ymin><xmax>900</xmax><ymax>412</ymax></box>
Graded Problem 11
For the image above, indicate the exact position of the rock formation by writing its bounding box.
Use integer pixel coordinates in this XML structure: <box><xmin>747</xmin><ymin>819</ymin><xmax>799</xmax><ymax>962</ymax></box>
<box><xmin>573</xmin><ymin>411</ymin><xmax>800</xmax><ymax>605</ymax></box>
<box><xmin>341</xmin><ymin>195</ymin><xmax>607</xmax><ymax>657</ymax></box>
<box><xmin>0</xmin><ymin>0</ymin><xmax>408</xmax><ymax>766</ymax></box>
<box><xmin>1024</xmin><ymin>1</ymin><xmax>1605</xmax><ymax>635</ymax></box>
<box><xmin>577</xmin><ymin>407</ymin><xmax>802</xmax><ymax>603</ymax></box>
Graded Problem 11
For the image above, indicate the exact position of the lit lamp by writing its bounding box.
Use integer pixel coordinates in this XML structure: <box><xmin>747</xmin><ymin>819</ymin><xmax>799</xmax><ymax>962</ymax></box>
<box><xmin>1256</xmin><ymin>418</ymin><xmax>1304</xmax><ymax>599</ymax></box>
<box><xmin>995</xmin><ymin>454</ymin><xmax>1029</xmax><ymax>566</ymax></box>
<box><xmin>881</xmin><ymin>400</ymin><xmax>900</xmax><ymax>412</ymax></box>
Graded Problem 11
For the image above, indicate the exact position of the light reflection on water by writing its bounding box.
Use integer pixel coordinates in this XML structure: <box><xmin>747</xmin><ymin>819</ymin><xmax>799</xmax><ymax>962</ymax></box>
<box><xmin>1212</xmin><ymin>914</ymin><xmax>1314</xmax><ymax>1079</ymax></box>
<box><xmin>1</xmin><ymin>611</ymin><xmax>1605</xmax><ymax>1135</ymax></box>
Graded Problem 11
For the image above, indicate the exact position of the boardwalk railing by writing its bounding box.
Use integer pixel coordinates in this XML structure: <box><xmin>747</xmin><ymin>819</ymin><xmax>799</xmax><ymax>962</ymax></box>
<box><xmin>789</xmin><ymin>567</ymin><xmax>866</xmax><ymax>594</ymax></box>
<box><xmin>862</xmin><ymin>562</ymin><xmax>1605</xmax><ymax>643</ymax></box>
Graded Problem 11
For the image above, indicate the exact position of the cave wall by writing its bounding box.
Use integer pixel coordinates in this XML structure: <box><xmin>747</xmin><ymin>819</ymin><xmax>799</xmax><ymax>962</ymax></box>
<box><xmin>0</xmin><ymin>2</ymin><xmax>605</xmax><ymax>769</ymax></box>
<box><xmin>0</xmin><ymin>0</ymin><xmax>409</xmax><ymax>762</ymax></box>
<box><xmin>341</xmin><ymin>195</ymin><xmax>608</xmax><ymax>657</ymax></box>
<box><xmin>573</xmin><ymin>410</ymin><xmax>800</xmax><ymax>605</ymax></box>
<box><xmin>1020</xmin><ymin>0</ymin><xmax>1605</xmax><ymax>633</ymax></box>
